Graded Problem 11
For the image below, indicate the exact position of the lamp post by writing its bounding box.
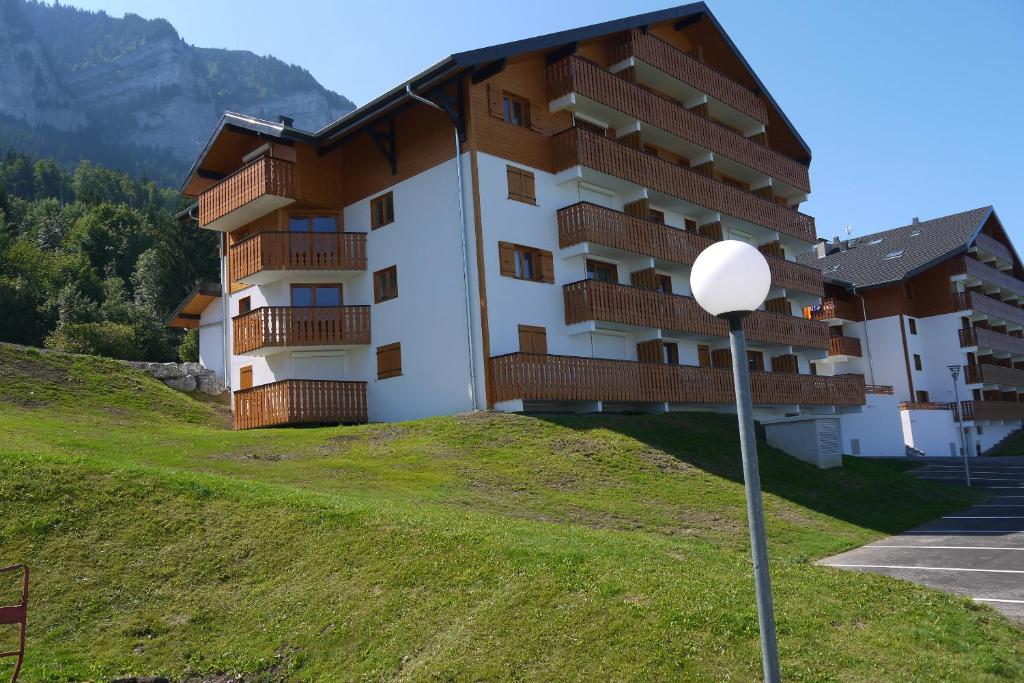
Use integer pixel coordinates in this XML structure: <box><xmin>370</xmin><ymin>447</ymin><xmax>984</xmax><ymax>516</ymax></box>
<box><xmin>691</xmin><ymin>240</ymin><xmax>780</xmax><ymax>683</ymax></box>
<box><xmin>948</xmin><ymin>364</ymin><xmax>971</xmax><ymax>487</ymax></box>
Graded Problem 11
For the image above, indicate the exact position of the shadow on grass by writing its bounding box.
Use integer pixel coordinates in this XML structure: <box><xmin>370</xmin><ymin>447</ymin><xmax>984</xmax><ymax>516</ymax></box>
<box><xmin>534</xmin><ymin>410</ymin><xmax>981</xmax><ymax>538</ymax></box>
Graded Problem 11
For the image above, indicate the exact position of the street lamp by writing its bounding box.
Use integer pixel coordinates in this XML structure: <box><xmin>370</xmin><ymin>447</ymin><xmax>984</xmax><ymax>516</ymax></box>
<box><xmin>948</xmin><ymin>364</ymin><xmax>971</xmax><ymax>487</ymax></box>
<box><xmin>691</xmin><ymin>240</ymin><xmax>779</xmax><ymax>683</ymax></box>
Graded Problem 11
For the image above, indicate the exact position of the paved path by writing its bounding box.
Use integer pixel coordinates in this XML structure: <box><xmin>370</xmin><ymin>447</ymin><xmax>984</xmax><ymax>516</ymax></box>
<box><xmin>821</xmin><ymin>456</ymin><xmax>1024</xmax><ymax>623</ymax></box>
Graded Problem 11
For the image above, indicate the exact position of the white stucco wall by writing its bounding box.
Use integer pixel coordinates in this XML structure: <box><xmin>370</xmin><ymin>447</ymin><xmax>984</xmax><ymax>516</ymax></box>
<box><xmin>901</xmin><ymin>408</ymin><xmax>964</xmax><ymax>457</ymax></box>
<box><xmin>198</xmin><ymin>300</ymin><xmax>224</xmax><ymax>380</ymax></box>
<box><xmin>839</xmin><ymin>392</ymin><xmax>904</xmax><ymax>456</ymax></box>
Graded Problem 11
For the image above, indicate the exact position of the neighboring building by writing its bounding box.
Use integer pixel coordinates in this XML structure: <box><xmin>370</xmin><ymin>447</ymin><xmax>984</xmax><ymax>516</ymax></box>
<box><xmin>170</xmin><ymin>3</ymin><xmax>866</xmax><ymax>429</ymax></box>
<box><xmin>800</xmin><ymin>207</ymin><xmax>1024</xmax><ymax>456</ymax></box>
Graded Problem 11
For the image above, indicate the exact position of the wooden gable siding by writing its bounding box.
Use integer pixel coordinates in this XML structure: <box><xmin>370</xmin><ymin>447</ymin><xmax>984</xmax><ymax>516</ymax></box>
<box><xmin>858</xmin><ymin>258</ymin><xmax>961</xmax><ymax>320</ymax></box>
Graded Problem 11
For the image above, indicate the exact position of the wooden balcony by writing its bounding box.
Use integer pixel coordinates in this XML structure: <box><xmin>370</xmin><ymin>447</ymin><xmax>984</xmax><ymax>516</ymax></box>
<box><xmin>563</xmin><ymin>279</ymin><xmax>828</xmax><ymax>349</ymax></box>
<box><xmin>954</xmin><ymin>255</ymin><xmax>1024</xmax><ymax>298</ymax></box>
<box><xmin>965</xmin><ymin>363</ymin><xmax>1024</xmax><ymax>387</ymax></box>
<box><xmin>233</xmin><ymin>379</ymin><xmax>367</xmax><ymax>429</ymax></box>
<box><xmin>557</xmin><ymin>202</ymin><xmax>824</xmax><ymax>296</ymax></box>
<box><xmin>828</xmin><ymin>335</ymin><xmax>862</xmax><ymax>358</ymax></box>
<box><xmin>490</xmin><ymin>353</ymin><xmax>865</xmax><ymax>406</ymax></box>
<box><xmin>806</xmin><ymin>297</ymin><xmax>862</xmax><ymax>323</ymax></box>
<box><xmin>958</xmin><ymin>400</ymin><xmax>1024</xmax><ymax>423</ymax></box>
<box><xmin>899</xmin><ymin>401</ymin><xmax>952</xmax><ymax>411</ymax></box>
<box><xmin>609</xmin><ymin>28</ymin><xmax>769</xmax><ymax>124</ymax></box>
<box><xmin>865</xmin><ymin>384</ymin><xmax>894</xmax><ymax>395</ymax></box>
<box><xmin>229</xmin><ymin>231</ymin><xmax>367</xmax><ymax>285</ymax></box>
<box><xmin>959</xmin><ymin>327</ymin><xmax>1024</xmax><ymax>356</ymax></box>
<box><xmin>956</xmin><ymin>291</ymin><xmax>1024</xmax><ymax>327</ymax></box>
<box><xmin>548</xmin><ymin>56</ymin><xmax>809</xmax><ymax>192</ymax></box>
<box><xmin>552</xmin><ymin>127</ymin><xmax>816</xmax><ymax>243</ymax></box>
<box><xmin>199</xmin><ymin>156</ymin><xmax>298</xmax><ymax>232</ymax></box>
<box><xmin>974</xmin><ymin>232</ymin><xmax>1013</xmax><ymax>264</ymax></box>
<box><xmin>232</xmin><ymin>306</ymin><xmax>371</xmax><ymax>355</ymax></box>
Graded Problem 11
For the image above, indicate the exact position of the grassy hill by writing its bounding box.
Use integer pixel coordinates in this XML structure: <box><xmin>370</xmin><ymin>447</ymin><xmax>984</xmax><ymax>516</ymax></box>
<box><xmin>0</xmin><ymin>343</ymin><xmax>1020</xmax><ymax>681</ymax></box>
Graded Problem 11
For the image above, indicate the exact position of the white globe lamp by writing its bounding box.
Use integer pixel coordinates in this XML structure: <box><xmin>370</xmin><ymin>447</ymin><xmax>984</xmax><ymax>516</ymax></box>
<box><xmin>690</xmin><ymin>239</ymin><xmax>772</xmax><ymax>319</ymax></box>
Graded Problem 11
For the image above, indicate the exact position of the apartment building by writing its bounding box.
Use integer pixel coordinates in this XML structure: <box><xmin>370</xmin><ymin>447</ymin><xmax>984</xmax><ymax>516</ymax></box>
<box><xmin>170</xmin><ymin>3</ymin><xmax>866</xmax><ymax>429</ymax></box>
<box><xmin>801</xmin><ymin>207</ymin><xmax>1024</xmax><ymax>456</ymax></box>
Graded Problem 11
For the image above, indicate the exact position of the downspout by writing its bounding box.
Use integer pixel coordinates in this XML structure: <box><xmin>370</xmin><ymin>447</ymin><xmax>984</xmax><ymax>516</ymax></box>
<box><xmin>852</xmin><ymin>287</ymin><xmax>875</xmax><ymax>385</ymax></box>
<box><xmin>405</xmin><ymin>83</ymin><xmax>479</xmax><ymax>410</ymax></box>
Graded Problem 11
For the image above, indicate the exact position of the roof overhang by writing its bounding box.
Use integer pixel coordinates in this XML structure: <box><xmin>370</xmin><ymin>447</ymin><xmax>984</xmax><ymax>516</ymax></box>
<box><xmin>166</xmin><ymin>281</ymin><xmax>222</xmax><ymax>329</ymax></box>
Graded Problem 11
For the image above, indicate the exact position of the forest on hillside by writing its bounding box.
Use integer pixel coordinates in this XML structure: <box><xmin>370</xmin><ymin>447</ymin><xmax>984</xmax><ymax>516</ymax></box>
<box><xmin>0</xmin><ymin>149</ymin><xmax>218</xmax><ymax>361</ymax></box>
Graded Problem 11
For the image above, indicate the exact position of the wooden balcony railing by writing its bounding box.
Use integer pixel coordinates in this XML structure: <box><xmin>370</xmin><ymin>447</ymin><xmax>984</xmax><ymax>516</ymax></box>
<box><xmin>899</xmin><ymin>401</ymin><xmax>952</xmax><ymax>411</ymax></box>
<box><xmin>229</xmin><ymin>231</ymin><xmax>367</xmax><ymax>283</ymax></box>
<box><xmin>956</xmin><ymin>291</ymin><xmax>1024</xmax><ymax>327</ymax></box>
<box><xmin>563</xmin><ymin>279</ymin><xmax>827</xmax><ymax>349</ymax></box>
<box><xmin>959</xmin><ymin>327</ymin><xmax>1024</xmax><ymax>356</ymax></box>
<box><xmin>974</xmin><ymin>233</ymin><xmax>1013</xmax><ymax>264</ymax></box>
<box><xmin>865</xmin><ymin>384</ymin><xmax>894</xmax><ymax>395</ymax></box>
<box><xmin>965</xmin><ymin>363</ymin><xmax>1024</xmax><ymax>387</ymax></box>
<box><xmin>958</xmin><ymin>400</ymin><xmax>1024</xmax><ymax>423</ymax></box>
<box><xmin>828</xmin><ymin>335</ymin><xmax>862</xmax><ymax>357</ymax></box>
<box><xmin>547</xmin><ymin>56</ymin><xmax>810</xmax><ymax>192</ymax></box>
<box><xmin>199</xmin><ymin>156</ymin><xmax>298</xmax><ymax>227</ymax></box>
<box><xmin>233</xmin><ymin>379</ymin><xmax>367</xmax><ymax>429</ymax></box>
<box><xmin>953</xmin><ymin>255</ymin><xmax>1024</xmax><ymax>298</ymax></box>
<box><xmin>557</xmin><ymin>202</ymin><xmax>824</xmax><ymax>296</ymax></box>
<box><xmin>552</xmin><ymin>127</ymin><xmax>816</xmax><ymax>243</ymax></box>
<box><xmin>806</xmin><ymin>297</ymin><xmax>862</xmax><ymax>322</ymax></box>
<box><xmin>232</xmin><ymin>306</ymin><xmax>371</xmax><ymax>354</ymax></box>
<box><xmin>609</xmin><ymin>28</ymin><xmax>769</xmax><ymax>124</ymax></box>
<box><xmin>490</xmin><ymin>353</ymin><xmax>865</xmax><ymax>406</ymax></box>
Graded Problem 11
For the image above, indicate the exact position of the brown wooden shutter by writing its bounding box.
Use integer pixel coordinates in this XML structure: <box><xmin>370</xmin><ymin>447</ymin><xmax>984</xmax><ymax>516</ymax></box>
<box><xmin>498</xmin><ymin>242</ymin><xmax>516</xmax><ymax>277</ymax></box>
<box><xmin>521</xmin><ymin>170</ymin><xmax>536</xmax><ymax>202</ymax></box>
<box><xmin>618</xmin><ymin>131</ymin><xmax>642</xmax><ymax>149</ymax></box>
<box><xmin>765</xmin><ymin>297</ymin><xmax>791</xmax><ymax>315</ymax></box>
<box><xmin>697</xmin><ymin>344</ymin><xmax>711</xmax><ymax>367</ymax></box>
<box><xmin>684</xmin><ymin>218</ymin><xmax>698</xmax><ymax>233</ymax></box>
<box><xmin>630</xmin><ymin>267</ymin><xmax>658</xmax><ymax>291</ymax></box>
<box><xmin>538</xmin><ymin>249</ymin><xmax>555</xmax><ymax>284</ymax></box>
<box><xmin>527</xmin><ymin>103</ymin><xmax>542</xmax><ymax>134</ymax></box>
<box><xmin>518</xmin><ymin>325</ymin><xmax>547</xmax><ymax>354</ymax></box>
<box><xmin>711</xmin><ymin>348</ymin><xmax>732</xmax><ymax>369</ymax></box>
<box><xmin>377</xmin><ymin>343</ymin><xmax>402</xmax><ymax>379</ymax></box>
<box><xmin>698</xmin><ymin>221</ymin><xmax>723</xmax><ymax>241</ymax></box>
<box><xmin>624</xmin><ymin>198</ymin><xmax>649</xmax><ymax>219</ymax></box>
<box><xmin>506</xmin><ymin>166</ymin><xmax>522</xmax><ymax>200</ymax></box>
<box><xmin>239</xmin><ymin>365</ymin><xmax>253</xmax><ymax>390</ymax></box>
<box><xmin>771</xmin><ymin>354</ymin><xmax>798</xmax><ymax>373</ymax></box>
<box><xmin>758</xmin><ymin>240</ymin><xmax>784</xmax><ymax>259</ymax></box>
<box><xmin>488</xmin><ymin>84</ymin><xmax>504</xmax><ymax>119</ymax></box>
<box><xmin>637</xmin><ymin>339</ymin><xmax>662</xmax><ymax>363</ymax></box>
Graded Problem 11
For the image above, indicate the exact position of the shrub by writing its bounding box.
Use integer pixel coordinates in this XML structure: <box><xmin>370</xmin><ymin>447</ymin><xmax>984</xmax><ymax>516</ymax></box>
<box><xmin>45</xmin><ymin>321</ymin><xmax>143</xmax><ymax>360</ymax></box>
<box><xmin>178</xmin><ymin>328</ymin><xmax>199</xmax><ymax>363</ymax></box>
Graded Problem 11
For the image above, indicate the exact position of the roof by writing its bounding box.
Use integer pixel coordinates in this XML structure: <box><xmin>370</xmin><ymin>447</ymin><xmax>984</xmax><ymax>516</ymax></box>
<box><xmin>796</xmin><ymin>206</ymin><xmax>996</xmax><ymax>289</ymax></box>
<box><xmin>166</xmin><ymin>281</ymin><xmax>222</xmax><ymax>329</ymax></box>
<box><xmin>182</xmin><ymin>3</ymin><xmax>811</xmax><ymax>191</ymax></box>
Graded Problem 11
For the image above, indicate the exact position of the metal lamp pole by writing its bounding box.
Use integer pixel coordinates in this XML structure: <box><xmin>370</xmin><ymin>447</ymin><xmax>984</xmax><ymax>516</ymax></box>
<box><xmin>726</xmin><ymin>314</ymin><xmax>781</xmax><ymax>683</ymax></box>
<box><xmin>948</xmin><ymin>365</ymin><xmax>971</xmax><ymax>487</ymax></box>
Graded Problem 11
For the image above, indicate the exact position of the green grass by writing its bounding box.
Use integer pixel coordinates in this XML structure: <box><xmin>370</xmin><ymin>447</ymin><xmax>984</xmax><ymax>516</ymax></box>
<box><xmin>986</xmin><ymin>429</ymin><xmax>1024</xmax><ymax>456</ymax></box>
<box><xmin>0</xmin><ymin>342</ymin><xmax>1020</xmax><ymax>681</ymax></box>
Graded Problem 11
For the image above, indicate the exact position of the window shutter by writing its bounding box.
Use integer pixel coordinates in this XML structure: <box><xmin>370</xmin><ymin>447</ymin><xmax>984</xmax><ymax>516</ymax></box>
<box><xmin>527</xmin><ymin>103</ymin><xmax>542</xmax><ymax>133</ymax></box>
<box><xmin>498</xmin><ymin>242</ymin><xmax>516</xmax><ymax>277</ymax></box>
<box><xmin>239</xmin><ymin>365</ymin><xmax>253</xmax><ymax>390</ymax></box>
<box><xmin>518</xmin><ymin>325</ymin><xmax>547</xmax><ymax>354</ymax></box>
<box><xmin>521</xmin><ymin>171</ymin><xmax>536</xmax><ymax>203</ymax></box>
<box><xmin>698</xmin><ymin>345</ymin><xmax>711</xmax><ymax>367</ymax></box>
<box><xmin>711</xmin><ymin>348</ymin><xmax>732</xmax><ymax>369</ymax></box>
<box><xmin>377</xmin><ymin>343</ymin><xmax>402</xmax><ymax>379</ymax></box>
<box><xmin>373</xmin><ymin>272</ymin><xmax>382</xmax><ymax>302</ymax></box>
<box><xmin>637</xmin><ymin>339</ymin><xmax>662</xmax><ymax>363</ymax></box>
<box><xmin>487</xmin><ymin>84</ymin><xmax>504</xmax><ymax>119</ymax></box>
<box><xmin>506</xmin><ymin>166</ymin><xmax>522</xmax><ymax>200</ymax></box>
<box><xmin>771</xmin><ymin>354</ymin><xmax>798</xmax><ymax>373</ymax></box>
<box><xmin>624</xmin><ymin>198</ymin><xmax>648</xmax><ymax>219</ymax></box>
<box><xmin>747</xmin><ymin>351</ymin><xmax>765</xmax><ymax>372</ymax></box>
<box><xmin>630</xmin><ymin>268</ymin><xmax>658</xmax><ymax>291</ymax></box>
<box><xmin>538</xmin><ymin>249</ymin><xmax>554</xmax><ymax>284</ymax></box>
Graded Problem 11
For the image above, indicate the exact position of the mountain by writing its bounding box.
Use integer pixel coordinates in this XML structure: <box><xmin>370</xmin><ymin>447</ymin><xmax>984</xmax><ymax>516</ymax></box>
<box><xmin>0</xmin><ymin>0</ymin><xmax>355</xmax><ymax>185</ymax></box>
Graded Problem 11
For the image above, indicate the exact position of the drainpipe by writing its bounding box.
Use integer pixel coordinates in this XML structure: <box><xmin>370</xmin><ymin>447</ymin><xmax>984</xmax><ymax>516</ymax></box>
<box><xmin>405</xmin><ymin>83</ymin><xmax>479</xmax><ymax>410</ymax></box>
<box><xmin>853</xmin><ymin>287</ymin><xmax>875</xmax><ymax>385</ymax></box>
<box><xmin>218</xmin><ymin>235</ymin><xmax>230</xmax><ymax>386</ymax></box>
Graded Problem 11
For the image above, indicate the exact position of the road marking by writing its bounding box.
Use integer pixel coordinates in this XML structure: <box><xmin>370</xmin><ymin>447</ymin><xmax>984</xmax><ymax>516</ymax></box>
<box><xmin>903</xmin><ymin>530</ymin><xmax>1024</xmax><ymax>535</ymax></box>
<box><xmin>942</xmin><ymin>516</ymin><xmax>1024</xmax><ymax>519</ymax></box>
<box><xmin>916</xmin><ymin>477</ymin><xmax>1024</xmax><ymax>482</ymax></box>
<box><xmin>974</xmin><ymin>598</ymin><xmax>1024</xmax><ymax>605</ymax></box>
<box><xmin>867</xmin><ymin>545</ymin><xmax>1024</xmax><ymax>551</ymax></box>
<box><xmin>827</xmin><ymin>564</ymin><xmax>1024</xmax><ymax>574</ymax></box>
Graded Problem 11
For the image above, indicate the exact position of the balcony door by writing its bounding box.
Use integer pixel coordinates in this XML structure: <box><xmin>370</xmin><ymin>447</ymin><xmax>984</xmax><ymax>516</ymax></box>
<box><xmin>289</xmin><ymin>215</ymin><xmax>339</xmax><ymax>268</ymax></box>
<box><xmin>291</xmin><ymin>284</ymin><xmax>342</xmax><ymax>345</ymax></box>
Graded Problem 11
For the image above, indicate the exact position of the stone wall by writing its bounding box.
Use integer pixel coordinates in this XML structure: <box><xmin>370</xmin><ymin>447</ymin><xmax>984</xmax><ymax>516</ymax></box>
<box><xmin>127</xmin><ymin>361</ymin><xmax>227</xmax><ymax>396</ymax></box>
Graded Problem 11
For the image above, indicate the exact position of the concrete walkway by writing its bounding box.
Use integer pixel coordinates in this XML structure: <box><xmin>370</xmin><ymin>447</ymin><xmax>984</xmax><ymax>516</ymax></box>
<box><xmin>821</xmin><ymin>456</ymin><xmax>1024</xmax><ymax>623</ymax></box>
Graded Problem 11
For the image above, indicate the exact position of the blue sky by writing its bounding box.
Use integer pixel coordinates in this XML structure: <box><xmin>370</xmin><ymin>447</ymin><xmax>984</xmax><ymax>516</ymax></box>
<box><xmin>50</xmin><ymin>0</ymin><xmax>1024</xmax><ymax>245</ymax></box>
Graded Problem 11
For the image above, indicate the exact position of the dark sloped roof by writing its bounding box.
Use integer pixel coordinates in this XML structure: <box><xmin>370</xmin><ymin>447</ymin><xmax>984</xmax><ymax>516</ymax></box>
<box><xmin>796</xmin><ymin>206</ymin><xmax>995</xmax><ymax>289</ymax></box>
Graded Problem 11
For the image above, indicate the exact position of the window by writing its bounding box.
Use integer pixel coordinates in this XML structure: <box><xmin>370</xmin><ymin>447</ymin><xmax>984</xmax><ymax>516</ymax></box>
<box><xmin>238</xmin><ymin>296</ymin><xmax>252</xmax><ymax>315</ymax></box>
<box><xmin>239</xmin><ymin>365</ymin><xmax>253</xmax><ymax>390</ymax></box>
<box><xmin>684</xmin><ymin>218</ymin><xmax>698</xmax><ymax>233</ymax></box>
<box><xmin>867</xmin><ymin>238</ymin><xmax>883</xmax><ymax>245</ymax></box>
<box><xmin>885</xmin><ymin>250</ymin><xmax>905</xmax><ymax>260</ymax></box>
<box><xmin>913</xmin><ymin>354</ymin><xmax>923</xmax><ymax>371</ymax></box>
<box><xmin>575</xmin><ymin>119</ymin><xmax>607</xmax><ymax>137</ymax></box>
<box><xmin>502</xmin><ymin>93</ymin><xmax>531</xmax><ymax>128</ymax></box>
<box><xmin>908</xmin><ymin>318</ymin><xmax>918</xmax><ymax>335</ymax></box>
<box><xmin>697</xmin><ymin>344</ymin><xmax>711</xmax><ymax>367</ymax></box>
<box><xmin>663</xmin><ymin>342</ymin><xmax>679</xmax><ymax>365</ymax></box>
<box><xmin>370</xmin><ymin>192</ymin><xmax>395</xmax><ymax>229</ymax></box>
<box><xmin>850</xmin><ymin>438</ymin><xmax>860</xmax><ymax>456</ymax></box>
<box><xmin>506</xmin><ymin>166</ymin><xmax>536</xmax><ymax>204</ymax></box>
<box><xmin>586</xmin><ymin>259</ymin><xmax>618</xmax><ymax>284</ymax></box>
<box><xmin>289</xmin><ymin>215</ymin><xmax>338</xmax><ymax>232</ymax></box>
<box><xmin>916</xmin><ymin>390</ymin><xmax>929</xmax><ymax>402</ymax></box>
<box><xmin>292</xmin><ymin>283</ymin><xmax>342</xmax><ymax>307</ymax></box>
<box><xmin>374</xmin><ymin>266</ymin><xmax>398</xmax><ymax>303</ymax></box>
<box><xmin>376</xmin><ymin>343</ymin><xmax>402</xmax><ymax>379</ymax></box>
<box><xmin>498</xmin><ymin>242</ymin><xmax>553</xmax><ymax>283</ymax></box>
<box><xmin>518</xmin><ymin>325</ymin><xmax>547</xmax><ymax>354</ymax></box>
<box><xmin>657</xmin><ymin>274</ymin><xmax>673</xmax><ymax>294</ymax></box>
<box><xmin>648</xmin><ymin>208</ymin><xmax>665</xmax><ymax>224</ymax></box>
<box><xmin>747</xmin><ymin>350</ymin><xmax>764</xmax><ymax>372</ymax></box>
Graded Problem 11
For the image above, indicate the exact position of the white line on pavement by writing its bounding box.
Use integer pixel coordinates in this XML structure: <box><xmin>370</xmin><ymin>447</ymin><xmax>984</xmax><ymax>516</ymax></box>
<box><xmin>866</xmin><ymin>545</ymin><xmax>1024</xmax><ymax>551</ymax></box>
<box><xmin>974</xmin><ymin>598</ymin><xmax>1024</xmax><ymax>604</ymax></box>
<box><xmin>903</xmin><ymin>530</ymin><xmax>1024</xmax><ymax>535</ymax></box>
<box><xmin>942</xmin><ymin>516</ymin><xmax>1024</xmax><ymax>519</ymax></box>
<box><xmin>827</xmin><ymin>564</ymin><xmax>1024</xmax><ymax>574</ymax></box>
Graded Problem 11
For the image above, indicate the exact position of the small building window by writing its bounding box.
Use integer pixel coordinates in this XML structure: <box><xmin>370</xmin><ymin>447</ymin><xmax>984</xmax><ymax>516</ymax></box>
<box><xmin>506</xmin><ymin>166</ymin><xmax>536</xmax><ymax>204</ymax></box>
<box><xmin>586</xmin><ymin>259</ymin><xmax>618</xmax><ymax>284</ymax></box>
<box><xmin>697</xmin><ymin>344</ymin><xmax>711</xmax><ymax>367</ymax></box>
<box><xmin>518</xmin><ymin>325</ymin><xmax>547</xmax><ymax>355</ymax></box>
<box><xmin>374</xmin><ymin>266</ymin><xmax>398</xmax><ymax>303</ymax></box>
<box><xmin>657</xmin><ymin>274</ymin><xmax>673</xmax><ymax>294</ymax></box>
<box><xmin>885</xmin><ymin>250</ymin><xmax>905</xmax><ymax>260</ymax></box>
<box><xmin>503</xmin><ymin>93</ymin><xmax>531</xmax><ymax>127</ymax></box>
<box><xmin>238</xmin><ymin>296</ymin><xmax>252</xmax><ymax>315</ymax></box>
<box><xmin>376</xmin><ymin>342</ymin><xmax>402</xmax><ymax>379</ymax></box>
<box><xmin>370</xmin><ymin>192</ymin><xmax>395</xmax><ymax>230</ymax></box>
<box><xmin>663</xmin><ymin>342</ymin><xmax>679</xmax><ymax>365</ymax></box>
<box><xmin>498</xmin><ymin>242</ymin><xmax>553</xmax><ymax>283</ymax></box>
<box><xmin>683</xmin><ymin>218</ymin><xmax>698</xmax><ymax>233</ymax></box>
<box><xmin>648</xmin><ymin>208</ymin><xmax>665</xmax><ymax>224</ymax></box>
<box><xmin>747</xmin><ymin>350</ymin><xmax>765</xmax><ymax>372</ymax></box>
<box><xmin>916</xmin><ymin>390</ymin><xmax>929</xmax><ymax>402</ymax></box>
<box><xmin>914</xmin><ymin>354</ymin><xmax>923</xmax><ymax>371</ymax></box>
<box><xmin>290</xmin><ymin>215</ymin><xmax>338</xmax><ymax>232</ymax></box>
<box><xmin>908</xmin><ymin>318</ymin><xmax>918</xmax><ymax>335</ymax></box>
<box><xmin>574</xmin><ymin>119</ymin><xmax>607</xmax><ymax>137</ymax></box>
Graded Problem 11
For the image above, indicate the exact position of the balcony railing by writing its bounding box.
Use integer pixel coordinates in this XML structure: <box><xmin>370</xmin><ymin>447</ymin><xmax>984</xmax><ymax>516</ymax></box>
<box><xmin>232</xmin><ymin>306</ymin><xmax>371</xmax><ymax>354</ymax></box>
<box><xmin>828</xmin><ymin>335</ymin><xmax>862</xmax><ymax>357</ymax></box>
<box><xmin>974</xmin><ymin>233</ymin><xmax>1013</xmax><ymax>264</ymax></box>
<box><xmin>865</xmin><ymin>384</ymin><xmax>894</xmax><ymax>395</ymax></box>
<box><xmin>806</xmin><ymin>297</ymin><xmax>862</xmax><ymax>322</ymax></box>
<box><xmin>490</xmin><ymin>353</ymin><xmax>865</xmax><ymax>406</ymax></box>
<box><xmin>958</xmin><ymin>400</ymin><xmax>1024</xmax><ymax>423</ymax></box>
<box><xmin>229</xmin><ymin>231</ymin><xmax>367</xmax><ymax>284</ymax></box>
<box><xmin>557</xmin><ymin>202</ymin><xmax>824</xmax><ymax>296</ymax></box>
<box><xmin>965</xmin><ymin>363</ymin><xmax>1024</xmax><ymax>387</ymax></box>
<box><xmin>899</xmin><ymin>401</ymin><xmax>952</xmax><ymax>411</ymax></box>
<box><xmin>233</xmin><ymin>379</ymin><xmax>367</xmax><ymax>429</ymax></box>
<box><xmin>552</xmin><ymin>127</ymin><xmax>816</xmax><ymax>242</ymax></box>
<box><xmin>956</xmin><ymin>291</ymin><xmax>1024</xmax><ymax>327</ymax></box>
<box><xmin>609</xmin><ymin>28</ymin><xmax>769</xmax><ymax>124</ymax></box>
<box><xmin>959</xmin><ymin>327</ymin><xmax>1024</xmax><ymax>356</ymax></box>
<box><xmin>199</xmin><ymin>156</ymin><xmax>298</xmax><ymax>229</ymax></box>
<box><xmin>953</xmin><ymin>255</ymin><xmax>1024</xmax><ymax>299</ymax></box>
<box><xmin>563</xmin><ymin>279</ymin><xmax>828</xmax><ymax>349</ymax></box>
<box><xmin>547</xmin><ymin>56</ymin><xmax>810</xmax><ymax>192</ymax></box>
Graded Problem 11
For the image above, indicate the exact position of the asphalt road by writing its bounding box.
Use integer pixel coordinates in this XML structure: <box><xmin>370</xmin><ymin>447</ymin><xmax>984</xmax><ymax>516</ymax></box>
<box><xmin>820</xmin><ymin>456</ymin><xmax>1024</xmax><ymax>622</ymax></box>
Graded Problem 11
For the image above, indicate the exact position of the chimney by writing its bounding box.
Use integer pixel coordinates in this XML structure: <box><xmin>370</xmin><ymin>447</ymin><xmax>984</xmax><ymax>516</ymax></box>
<box><xmin>912</xmin><ymin>217</ymin><xmax>920</xmax><ymax>224</ymax></box>
<box><xmin>815</xmin><ymin>238</ymin><xmax>828</xmax><ymax>259</ymax></box>
<box><xmin>278</xmin><ymin>114</ymin><xmax>294</xmax><ymax>127</ymax></box>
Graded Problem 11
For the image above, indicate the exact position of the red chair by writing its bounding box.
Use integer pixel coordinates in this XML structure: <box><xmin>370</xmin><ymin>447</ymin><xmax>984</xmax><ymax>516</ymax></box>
<box><xmin>0</xmin><ymin>565</ymin><xmax>28</xmax><ymax>683</ymax></box>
